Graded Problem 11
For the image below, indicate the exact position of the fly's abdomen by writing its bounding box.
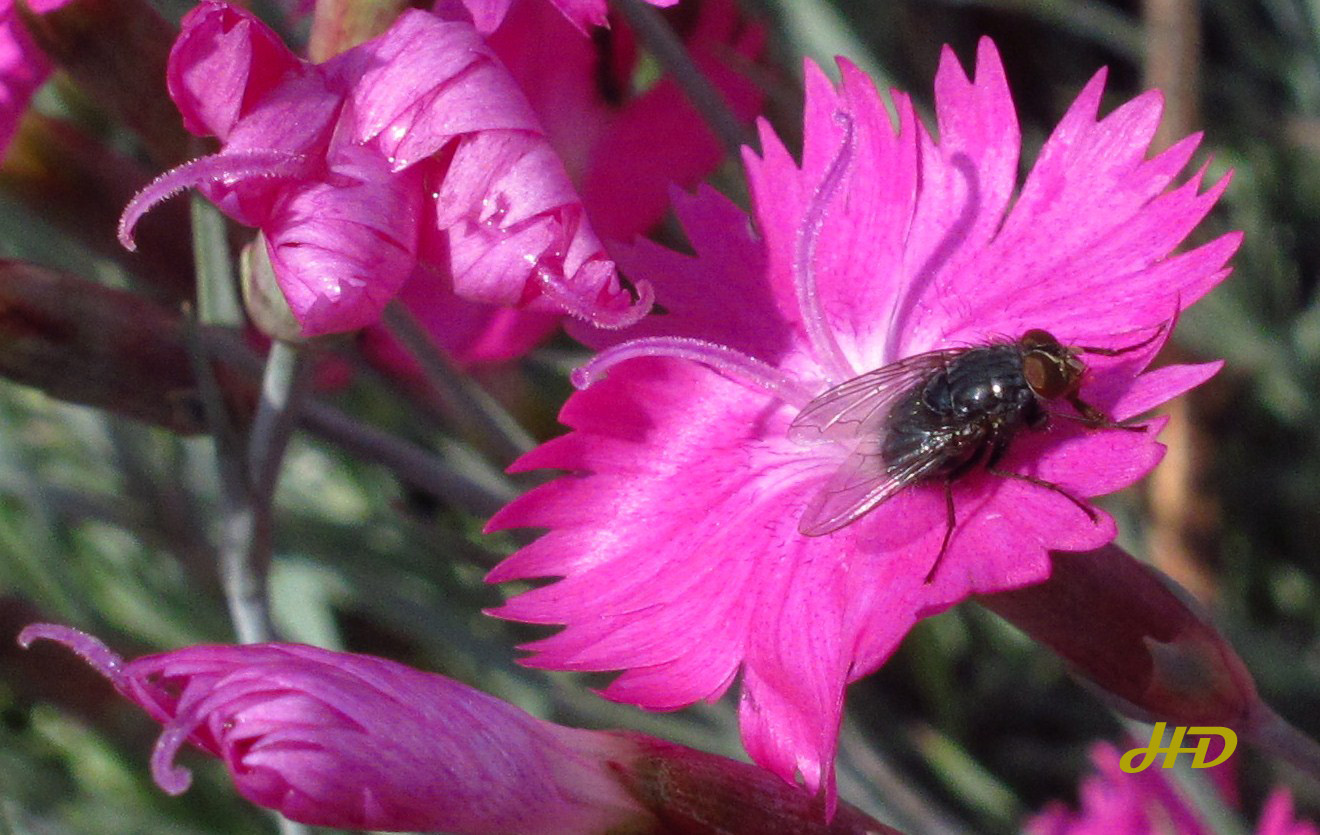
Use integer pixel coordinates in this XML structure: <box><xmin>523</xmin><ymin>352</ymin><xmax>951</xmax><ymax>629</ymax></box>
<box><xmin>881</xmin><ymin>386</ymin><xmax>979</xmax><ymax>477</ymax></box>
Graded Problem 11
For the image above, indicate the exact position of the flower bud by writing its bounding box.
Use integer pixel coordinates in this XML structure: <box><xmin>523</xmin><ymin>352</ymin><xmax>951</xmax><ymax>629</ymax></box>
<box><xmin>979</xmin><ymin>544</ymin><xmax>1257</xmax><ymax>727</ymax></box>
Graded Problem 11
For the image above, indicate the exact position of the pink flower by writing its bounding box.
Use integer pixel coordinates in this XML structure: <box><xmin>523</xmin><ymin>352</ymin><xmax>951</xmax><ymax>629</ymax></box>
<box><xmin>1260</xmin><ymin>792</ymin><xmax>1320</xmax><ymax>835</ymax></box>
<box><xmin>0</xmin><ymin>0</ymin><xmax>70</xmax><ymax>153</ymax></box>
<box><xmin>487</xmin><ymin>38</ymin><xmax>1241</xmax><ymax>808</ymax></box>
<box><xmin>363</xmin><ymin>0</ymin><xmax>766</xmax><ymax>372</ymax></box>
<box><xmin>1027</xmin><ymin>743</ymin><xmax>1318</xmax><ymax>835</ymax></box>
<box><xmin>121</xmin><ymin>1</ymin><xmax>647</xmax><ymax>338</ymax></box>
<box><xmin>19</xmin><ymin>624</ymin><xmax>901</xmax><ymax>834</ymax></box>
<box><xmin>19</xmin><ymin>623</ymin><xmax>649</xmax><ymax>832</ymax></box>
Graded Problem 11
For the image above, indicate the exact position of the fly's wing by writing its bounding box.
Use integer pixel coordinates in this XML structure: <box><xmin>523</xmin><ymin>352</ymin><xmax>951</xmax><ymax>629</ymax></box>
<box><xmin>797</xmin><ymin>433</ymin><xmax>953</xmax><ymax>535</ymax></box>
<box><xmin>790</xmin><ymin>347</ymin><xmax>967</xmax><ymax>537</ymax></box>
<box><xmin>788</xmin><ymin>348</ymin><xmax>966</xmax><ymax>444</ymax></box>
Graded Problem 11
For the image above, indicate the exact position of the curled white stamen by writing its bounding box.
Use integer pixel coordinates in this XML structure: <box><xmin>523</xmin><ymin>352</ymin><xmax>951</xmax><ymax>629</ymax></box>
<box><xmin>18</xmin><ymin>624</ymin><xmax>127</xmax><ymax>686</ymax></box>
<box><xmin>794</xmin><ymin>110</ymin><xmax>860</xmax><ymax>386</ymax></box>
<box><xmin>534</xmin><ymin>264</ymin><xmax>654</xmax><ymax>329</ymax></box>
<box><xmin>572</xmin><ymin>336</ymin><xmax>814</xmax><ymax>408</ymax></box>
<box><xmin>118</xmin><ymin>150</ymin><xmax>308</xmax><ymax>251</ymax></box>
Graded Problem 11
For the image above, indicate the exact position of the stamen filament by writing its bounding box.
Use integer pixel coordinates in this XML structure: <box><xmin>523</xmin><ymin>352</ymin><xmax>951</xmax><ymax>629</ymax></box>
<box><xmin>534</xmin><ymin>265</ymin><xmax>654</xmax><ymax>329</ymax></box>
<box><xmin>118</xmin><ymin>150</ymin><xmax>309</xmax><ymax>251</ymax></box>
<box><xmin>18</xmin><ymin>624</ymin><xmax>127</xmax><ymax>686</ymax></box>
<box><xmin>571</xmin><ymin>336</ymin><xmax>813</xmax><ymax>407</ymax></box>
<box><xmin>794</xmin><ymin>110</ymin><xmax>860</xmax><ymax>386</ymax></box>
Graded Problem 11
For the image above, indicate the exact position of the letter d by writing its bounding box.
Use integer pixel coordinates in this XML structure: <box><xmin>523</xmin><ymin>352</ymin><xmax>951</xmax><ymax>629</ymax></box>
<box><xmin>1187</xmin><ymin>727</ymin><xmax>1237</xmax><ymax>768</ymax></box>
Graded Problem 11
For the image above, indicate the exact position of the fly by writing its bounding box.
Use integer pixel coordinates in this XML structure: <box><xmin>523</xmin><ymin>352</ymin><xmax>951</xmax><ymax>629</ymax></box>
<box><xmin>787</xmin><ymin>327</ymin><xmax>1164</xmax><ymax>582</ymax></box>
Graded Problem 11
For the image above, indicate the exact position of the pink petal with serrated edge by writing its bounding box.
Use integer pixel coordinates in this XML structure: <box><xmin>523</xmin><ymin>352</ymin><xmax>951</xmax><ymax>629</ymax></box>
<box><xmin>744</xmin><ymin>61</ymin><xmax>922</xmax><ymax>375</ymax></box>
<box><xmin>573</xmin><ymin>185</ymin><xmax>793</xmax><ymax>361</ymax></box>
<box><xmin>891</xmin><ymin>39</ymin><xmax>1021</xmax><ymax>362</ymax></box>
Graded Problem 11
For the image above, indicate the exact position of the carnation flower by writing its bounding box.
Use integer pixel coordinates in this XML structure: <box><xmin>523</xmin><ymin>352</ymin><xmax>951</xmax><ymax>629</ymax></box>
<box><xmin>487</xmin><ymin>38</ymin><xmax>1241</xmax><ymax>807</ymax></box>
<box><xmin>1027</xmin><ymin>742</ymin><xmax>1318</xmax><ymax>835</ymax></box>
<box><xmin>362</xmin><ymin>0</ymin><xmax>766</xmax><ymax>371</ymax></box>
<box><xmin>19</xmin><ymin>623</ymin><xmax>900</xmax><ymax>834</ymax></box>
<box><xmin>120</xmin><ymin>1</ymin><xmax>648</xmax><ymax>338</ymax></box>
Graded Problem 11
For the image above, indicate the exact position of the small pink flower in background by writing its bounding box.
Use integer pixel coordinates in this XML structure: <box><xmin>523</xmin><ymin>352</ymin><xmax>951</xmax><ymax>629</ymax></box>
<box><xmin>0</xmin><ymin>0</ymin><xmax>70</xmax><ymax>154</ymax></box>
<box><xmin>1026</xmin><ymin>742</ymin><xmax>1318</xmax><ymax>835</ymax></box>
<box><xmin>488</xmin><ymin>0</ymin><xmax>764</xmax><ymax>242</ymax></box>
<box><xmin>120</xmin><ymin>1</ymin><xmax>648</xmax><ymax>338</ymax></box>
<box><xmin>487</xmin><ymin>38</ymin><xmax>1240</xmax><ymax>808</ymax></box>
<box><xmin>452</xmin><ymin>0</ymin><xmax>678</xmax><ymax>35</ymax></box>
<box><xmin>20</xmin><ymin>623</ymin><xmax>901</xmax><ymax>835</ymax></box>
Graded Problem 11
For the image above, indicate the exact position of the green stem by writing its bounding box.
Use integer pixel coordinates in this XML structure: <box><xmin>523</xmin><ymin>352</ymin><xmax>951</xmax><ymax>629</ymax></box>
<box><xmin>189</xmin><ymin>189</ymin><xmax>280</xmax><ymax>646</ymax></box>
<box><xmin>190</xmin><ymin>194</ymin><xmax>243</xmax><ymax>327</ymax></box>
<box><xmin>183</xmin><ymin>312</ymin><xmax>275</xmax><ymax>645</ymax></box>
<box><xmin>248</xmin><ymin>341</ymin><xmax>312</xmax><ymax>502</ymax></box>
<box><xmin>382</xmin><ymin>301</ymin><xmax>535</xmax><ymax>464</ymax></box>
<box><xmin>201</xmin><ymin>327</ymin><xmax>519</xmax><ymax>517</ymax></box>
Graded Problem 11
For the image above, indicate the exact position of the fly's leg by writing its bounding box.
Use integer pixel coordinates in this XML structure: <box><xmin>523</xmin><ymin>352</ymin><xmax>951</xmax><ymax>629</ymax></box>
<box><xmin>1067</xmin><ymin>322</ymin><xmax>1169</xmax><ymax>431</ymax></box>
<box><xmin>988</xmin><ymin>467</ymin><xmax>1099</xmax><ymax>523</ymax></box>
<box><xmin>924</xmin><ymin>432</ymin><xmax>1002</xmax><ymax>584</ymax></box>
<box><xmin>1055</xmin><ymin>394</ymin><xmax>1148</xmax><ymax>433</ymax></box>
<box><xmin>1076</xmin><ymin>322</ymin><xmax>1167</xmax><ymax>357</ymax></box>
<box><xmin>925</xmin><ymin>480</ymin><xmax>957</xmax><ymax>584</ymax></box>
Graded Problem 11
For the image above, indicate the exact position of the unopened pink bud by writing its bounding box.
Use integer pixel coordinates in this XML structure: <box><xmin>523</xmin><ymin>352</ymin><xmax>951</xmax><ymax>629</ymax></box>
<box><xmin>980</xmin><ymin>544</ymin><xmax>1256</xmax><ymax>727</ymax></box>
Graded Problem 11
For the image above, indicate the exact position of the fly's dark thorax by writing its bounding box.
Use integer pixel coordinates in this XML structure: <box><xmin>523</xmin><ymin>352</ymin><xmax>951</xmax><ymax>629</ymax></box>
<box><xmin>930</xmin><ymin>344</ymin><xmax>1036</xmax><ymax>419</ymax></box>
<box><xmin>880</xmin><ymin>344</ymin><xmax>1042</xmax><ymax>476</ymax></box>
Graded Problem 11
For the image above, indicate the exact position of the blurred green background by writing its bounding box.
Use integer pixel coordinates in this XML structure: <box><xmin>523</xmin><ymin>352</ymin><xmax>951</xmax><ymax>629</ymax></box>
<box><xmin>0</xmin><ymin>0</ymin><xmax>1317</xmax><ymax>832</ymax></box>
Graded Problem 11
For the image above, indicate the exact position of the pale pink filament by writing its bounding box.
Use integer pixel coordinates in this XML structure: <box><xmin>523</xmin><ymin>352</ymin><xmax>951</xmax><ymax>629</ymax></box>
<box><xmin>572</xmin><ymin>336</ymin><xmax>814</xmax><ymax>408</ymax></box>
<box><xmin>793</xmin><ymin>110</ymin><xmax>859</xmax><ymax>386</ymax></box>
<box><xmin>534</xmin><ymin>265</ymin><xmax>655</xmax><ymax>329</ymax></box>
<box><xmin>118</xmin><ymin>150</ymin><xmax>309</xmax><ymax>251</ymax></box>
<box><xmin>18</xmin><ymin>624</ymin><xmax>127</xmax><ymax>685</ymax></box>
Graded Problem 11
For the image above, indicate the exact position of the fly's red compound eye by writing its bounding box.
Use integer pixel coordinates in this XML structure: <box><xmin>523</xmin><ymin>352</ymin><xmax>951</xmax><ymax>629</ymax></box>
<box><xmin>1022</xmin><ymin>350</ymin><xmax>1073</xmax><ymax>398</ymax></box>
<box><xmin>1020</xmin><ymin>329</ymin><xmax>1058</xmax><ymax>350</ymax></box>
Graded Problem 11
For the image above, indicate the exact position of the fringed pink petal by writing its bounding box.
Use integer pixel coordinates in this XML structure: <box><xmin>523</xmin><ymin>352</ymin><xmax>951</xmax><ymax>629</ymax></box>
<box><xmin>579</xmin><ymin>185</ymin><xmax>795</xmax><ymax>363</ymax></box>
<box><xmin>892</xmin><ymin>38</ymin><xmax>1022</xmax><ymax>358</ymax></box>
<box><xmin>744</xmin><ymin>60</ymin><xmax>923</xmax><ymax>370</ymax></box>
<box><xmin>792</xmin><ymin>109</ymin><xmax>860</xmax><ymax>383</ymax></box>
